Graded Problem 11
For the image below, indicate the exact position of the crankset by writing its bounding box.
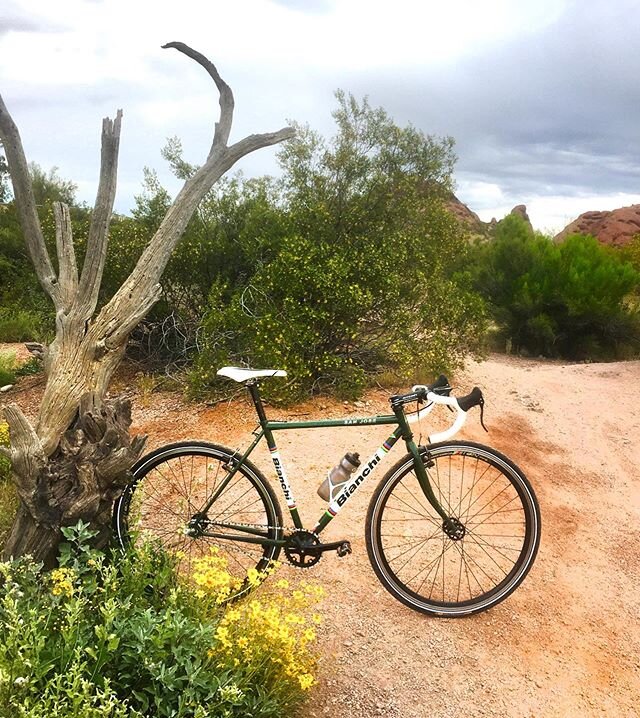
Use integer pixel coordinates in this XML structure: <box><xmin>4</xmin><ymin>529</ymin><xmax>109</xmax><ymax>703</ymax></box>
<box><xmin>284</xmin><ymin>529</ymin><xmax>352</xmax><ymax>568</ymax></box>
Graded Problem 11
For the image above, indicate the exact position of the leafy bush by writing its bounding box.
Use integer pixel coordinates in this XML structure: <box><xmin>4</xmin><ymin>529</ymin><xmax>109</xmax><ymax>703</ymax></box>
<box><xmin>620</xmin><ymin>234</ymin><xmax>640</xmax><ymax>264</ymax></box>
<box><xmin>0</xmin><ymin>354</ymin><xmax>15</xmax><ymax>387</ymax></box>
<box><xmin>0</xmin><ymin>309</ymin><xmax>49</xmax><ymax>343</ymax></box>
<box><xmin>0</xmin><ymin>423</ymin><xmax>10</xmax><ymax>481</ymax></box>
<box><xmin>0</xmin><ymin>165</ymin><xmax>84</xmax><ymax>342</ymax></box>
<box><xmin>0</xmin><ymin>352</ymin><xmax>42</xmax><ymax>388</ymax></box>
<box><xmin>0</xmin><ymin>423</ymin><xmax>16</xmax><ymax>548</ymax></box>
<box><xmin>0</xmin><ymin>524</ymin><xmax>318</xmax><ymax>718</ymax></box>
<box><xmin>474</xmin><ymin>215</ymin><xmax>640</xmax><ymax>359</ymax></box>
<box><xmin>189</xmin><ymin>93</ymin><xmax>486</xmax><ymax>402</ymax></box>
<box><xmin>191</xmin><ymin>552</ymin><xmax>321</xmax><ymax>697</ymax></box>
<box><xmin>0</xmin><ymin>481</ymin><xmax>16</xmax><ymax>551</ymax></box>
<box><xmin>14</xmin><ymin>356</ymin><xmax>42</xmax><ymax>378</ymax></box>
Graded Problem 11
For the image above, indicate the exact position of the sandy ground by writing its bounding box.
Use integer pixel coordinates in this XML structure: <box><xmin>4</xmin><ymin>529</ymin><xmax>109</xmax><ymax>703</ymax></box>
<box><xmin>1</xmin><ymin>352</ymin><xmax>639</xmax><ymax>717</ymax></box>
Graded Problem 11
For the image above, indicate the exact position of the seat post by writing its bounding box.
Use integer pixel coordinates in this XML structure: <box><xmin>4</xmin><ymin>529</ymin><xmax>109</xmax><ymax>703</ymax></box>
<box><xmin>246</xmin><ymin>380</ymin><xmax>269</xmax><ymax>427</ymax></box>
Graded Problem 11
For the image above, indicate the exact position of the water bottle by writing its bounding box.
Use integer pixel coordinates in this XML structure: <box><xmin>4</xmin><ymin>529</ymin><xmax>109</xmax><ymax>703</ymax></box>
<box><xmin>317</xmin><ymin>452</ymin><xmax>361</xmax><ymax>502</ymax></box>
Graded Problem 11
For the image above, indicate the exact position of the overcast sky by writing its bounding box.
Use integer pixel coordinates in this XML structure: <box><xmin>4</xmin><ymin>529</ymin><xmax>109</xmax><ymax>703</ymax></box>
<box><xmin>1</xmin><ymin>0</ymin><xmax>639</xmax><ymax>233</ymax></box>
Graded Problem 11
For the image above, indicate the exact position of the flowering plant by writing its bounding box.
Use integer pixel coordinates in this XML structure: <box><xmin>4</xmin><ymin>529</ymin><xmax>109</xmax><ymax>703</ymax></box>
<box><xmin>0</xmin><ymin>523</ymin><xmax>321</xmax><ymax>717</ymax></box>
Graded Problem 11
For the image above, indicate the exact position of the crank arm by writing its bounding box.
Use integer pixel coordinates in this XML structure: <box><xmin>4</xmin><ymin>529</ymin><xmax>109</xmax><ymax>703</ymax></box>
<box><xmin>306</xmin><ymin>539</ymin><xmax>352</xmax><ymax>556</ymax></box>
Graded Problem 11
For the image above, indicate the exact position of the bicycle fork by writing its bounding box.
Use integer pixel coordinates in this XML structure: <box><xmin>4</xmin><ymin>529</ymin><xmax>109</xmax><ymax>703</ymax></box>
<box><xmin>393</xmin><ymin>403</ymin><xmax>461</xmax><ymax>534</ymax></box>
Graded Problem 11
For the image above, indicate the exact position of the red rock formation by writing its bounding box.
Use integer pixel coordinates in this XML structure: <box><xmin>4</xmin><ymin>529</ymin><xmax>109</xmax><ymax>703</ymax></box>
<box><xmin>445</xmin><ymin>193</ymin><xmax>488</xmax><ymax>237</ymax></box>
<box><xmin>554</xmin><ymin>204</ymin><xmax>640</xmax><ymax>247</ymax></box>
<box><xmin>509</xmin><ymin>205</ymin><xmax>534</xmax><ymax>233</ymax></box>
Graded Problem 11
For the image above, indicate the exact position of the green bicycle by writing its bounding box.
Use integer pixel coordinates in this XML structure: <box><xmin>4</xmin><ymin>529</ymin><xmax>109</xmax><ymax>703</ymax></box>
<box><xmin>114</xmin><ymin>368</ymin><xmax>541</xmax><ymax>617</ymax></box>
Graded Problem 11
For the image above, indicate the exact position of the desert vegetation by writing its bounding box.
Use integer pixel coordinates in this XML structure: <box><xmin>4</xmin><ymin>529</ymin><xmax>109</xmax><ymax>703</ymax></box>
<box><xmin>3</xmin><ymin>96</ymin><xmax>638</xmax><ymax>405</ymax></box>
<box><xmin>1</xmin><ymin>61</ymin><xmax>640</xmax><ymax>717</ymax></box>
<box><xmin>0</xmin><ymin>522</ymin><xmax>321</xmax><ymax>717</ymax></box>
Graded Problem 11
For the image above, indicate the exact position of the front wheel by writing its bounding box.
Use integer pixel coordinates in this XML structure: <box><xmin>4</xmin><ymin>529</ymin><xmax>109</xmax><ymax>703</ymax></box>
<box><xmin>113</xmin><ymin>441</ymin><xmax>283</xmax><ymax>600</ymax></box>
<box><xmin>366</xmin><ymin>441</ymin><xmax>541</xmax><ymax>617</ymax></box>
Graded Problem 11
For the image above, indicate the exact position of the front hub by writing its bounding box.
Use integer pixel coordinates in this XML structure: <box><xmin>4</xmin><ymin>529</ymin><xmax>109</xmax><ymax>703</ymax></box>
<box><xmin>442</xmin><ymin>516</ymin><xmax>466</xmax><ymax>541</ymax></box>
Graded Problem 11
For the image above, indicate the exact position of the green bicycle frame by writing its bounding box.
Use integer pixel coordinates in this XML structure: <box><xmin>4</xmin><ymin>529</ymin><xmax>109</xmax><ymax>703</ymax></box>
<box><xmin>197</xmin><ymin>381</ymin><xmax>450</xmax><ymax>547</ymax></box>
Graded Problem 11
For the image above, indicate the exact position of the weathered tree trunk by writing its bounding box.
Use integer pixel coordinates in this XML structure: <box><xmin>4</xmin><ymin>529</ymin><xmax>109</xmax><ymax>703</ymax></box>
<box><xmin>0</xmin><ymin>42</ymin><xmax>294</xmax><ymax>564</ymax></box>
<box><xmin>3</xmin><ymin>395</ymin><xmax>144</xmax><ymax>566</ymax></box>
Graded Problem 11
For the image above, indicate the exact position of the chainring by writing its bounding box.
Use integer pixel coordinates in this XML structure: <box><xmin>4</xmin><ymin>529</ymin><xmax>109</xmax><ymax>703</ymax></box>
<box><xmin>283</xmin><ymin>529</ymin><xmax>322</xmax><ymax>568</ymax></box>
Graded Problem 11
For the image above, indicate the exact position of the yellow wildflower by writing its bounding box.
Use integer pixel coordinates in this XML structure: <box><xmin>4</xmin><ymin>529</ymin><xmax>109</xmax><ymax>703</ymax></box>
<box><xmin>49</xmin><ymin>567</ymin><xmax>75</xmax><ymax>598</ymax></box>
<box><xmin>299</xmin><ymin>673</ymin><xmax>314</xmax><ymax>690</ymax></box>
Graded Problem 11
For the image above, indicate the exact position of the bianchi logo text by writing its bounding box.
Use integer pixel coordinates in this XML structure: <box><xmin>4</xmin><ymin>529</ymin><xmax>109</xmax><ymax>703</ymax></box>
<box><xmin>336</xmin><ymin>455</ymin><xmax>380</xmax><ymax>506</ymax></box>
<box><xmin>272</xmin><ymin>457</ymin><xmax>292</xmax><ymax>502</ymax></box>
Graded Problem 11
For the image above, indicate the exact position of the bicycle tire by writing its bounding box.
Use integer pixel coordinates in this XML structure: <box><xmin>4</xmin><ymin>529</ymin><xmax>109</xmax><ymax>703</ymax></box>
<box><xmin>366</xmin><ymin>440</ymin><xmax>540</xmax><ymax>617</ymax></box>
<box><xmin>113</xmin><ymin>441</ymin><xmax>283</xmax><ymax>599</ymax></box>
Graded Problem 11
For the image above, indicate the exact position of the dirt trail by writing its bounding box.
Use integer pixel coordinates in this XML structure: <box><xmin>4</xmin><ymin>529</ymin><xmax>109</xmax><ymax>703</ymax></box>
<box><xmin>2</xmin><ymin>353</ymin><xmax>639</xmax><ymax>716</ymax></box>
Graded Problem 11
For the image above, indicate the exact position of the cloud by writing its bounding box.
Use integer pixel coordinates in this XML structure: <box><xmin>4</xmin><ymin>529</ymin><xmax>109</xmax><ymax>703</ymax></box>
<box><xmin>340</xmin><ymin>0</ymin><xmax>640</xmax><ymax>227</ymax></box>
<box><xmin>0</xmin><ymin>0</ymin><xmax>66</xmax><ymax>36</ymax></box>
<box><xmin>269</xmin><ymin>0</ymin><xmax>333</xmax><ymax>13</ymax></box>
<box><xmin>1</xmin><ymin>0</ymin><xmax>639</xmax><ymax>230</ymax></box>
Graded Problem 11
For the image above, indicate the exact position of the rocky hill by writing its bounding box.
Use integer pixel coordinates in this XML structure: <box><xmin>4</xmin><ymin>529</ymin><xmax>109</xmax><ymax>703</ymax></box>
<box><xmin>554</xmin><ymin>204</ymin><xmax>640</xmax><ymax>247</ymax></box>
<box><xmin>445</xmin><ymin>193</ymin><xmax>487</xmax><ymax>236</ymax></box>
<box><xmin>448</xmin><ymin>194</ymin><xmax>640</xmax><ymax>247</ymax></box>
<box><xmin>446</xmin><ymin>195</ymin><xmax>535</xmax><ymax>239</ymax></box>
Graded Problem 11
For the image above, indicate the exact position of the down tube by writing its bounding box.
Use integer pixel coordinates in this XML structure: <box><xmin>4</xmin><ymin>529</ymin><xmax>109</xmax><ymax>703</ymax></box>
<box><xmin>313</xmin><ymin>429</ymin><xmax>402</xmax><ymax>534</ymax></box>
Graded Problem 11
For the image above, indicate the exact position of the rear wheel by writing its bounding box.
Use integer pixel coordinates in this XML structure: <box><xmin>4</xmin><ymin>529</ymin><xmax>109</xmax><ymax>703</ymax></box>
<box><xmin>366</xmin><ymin>441</ymin><xmax>540</xmax><ymax>617</ymax></box>
<box><xmin>113</xmin><ymin>441</ymin><xmax>283</xmax><ymax>599</ymax></box>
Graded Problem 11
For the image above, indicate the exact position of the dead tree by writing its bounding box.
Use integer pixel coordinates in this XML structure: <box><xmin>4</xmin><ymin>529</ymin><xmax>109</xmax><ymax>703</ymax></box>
<box><xmin>0</xmin><ymin>43</ymin><xmax>294</xmax><ymax>566</ymax></box>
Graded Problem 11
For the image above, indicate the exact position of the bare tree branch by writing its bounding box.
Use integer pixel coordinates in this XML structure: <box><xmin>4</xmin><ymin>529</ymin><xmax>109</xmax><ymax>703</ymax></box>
<box><xmin>77</xmin><ymin>111</ymin><xmax>123</xmax><ymax>315</ymax></box>
<box><xmin>53</xmin><ymin>202</ymin><xmax>78</xmax><ymax>310</ymax></box>
<box><xmin>226</xmin><ymin>128</ymin><xmax>296</xmax><ymax>165</ymax></box>
<box><xmin>162</xmin><ymin>42</ymin><xmax>234</xmax><ymax>151</ymax></box>
<box><xmin>94</xmin><ymin>44</ymin><xmax>294</xmax><ymax>348</ymax></box>
<box><xmin>2</xmin><ymin>44</ymin><xmax>298</xmax><ymax>565</ymax></box>
<box><xmin>0</xmin><ymin>94</ymin><xmax>60</xmax><ymax>305</ymax></box>
<box><xmin>99</xmin><ymin>282</ymin><xmax>163</xmax><ymax>349</ymax></box>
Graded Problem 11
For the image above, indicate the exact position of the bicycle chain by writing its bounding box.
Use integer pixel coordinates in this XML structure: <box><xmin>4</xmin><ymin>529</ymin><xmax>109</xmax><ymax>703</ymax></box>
<box><xmin>204</xmin><ymin>521</ymin><xmax>322</xmax><ymax>568</ymax></box>
<box><xmin>206</xmin><ymin>520</ymin><xmax>296</xmax><ymax>534</ymax></box>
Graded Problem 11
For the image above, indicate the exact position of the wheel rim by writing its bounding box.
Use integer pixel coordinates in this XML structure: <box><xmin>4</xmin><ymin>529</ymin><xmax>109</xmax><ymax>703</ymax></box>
<box><xmin>372</xmin><ymin>446</ymin><xmax>538</xmax><ymax>613</ymax></box>
<box><xmin>118</xmin><ymin>448</ymin><xmax>280</xmax><ymax>596</ymax></box>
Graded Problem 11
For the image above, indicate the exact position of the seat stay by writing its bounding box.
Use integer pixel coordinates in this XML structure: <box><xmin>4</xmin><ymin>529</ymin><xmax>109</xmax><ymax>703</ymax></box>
<box><xmin>197</xmin><ymin>430</ymin><xmax>264</xmax><ymax>517</ymax></box>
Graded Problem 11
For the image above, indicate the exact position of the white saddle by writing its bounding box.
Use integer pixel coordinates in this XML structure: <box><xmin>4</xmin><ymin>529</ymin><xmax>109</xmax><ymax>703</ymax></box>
<box><xmin>216</xmin><ymin>366</ymin><xmax>287</xmax><ymax>383</ymax></box>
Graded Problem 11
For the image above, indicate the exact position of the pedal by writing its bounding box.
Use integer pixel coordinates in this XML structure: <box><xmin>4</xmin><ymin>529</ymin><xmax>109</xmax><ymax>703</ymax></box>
<box><xmin>336</xmin><ymin>541</ymin><xmax>352</xmax><ymax>557</ymax></box>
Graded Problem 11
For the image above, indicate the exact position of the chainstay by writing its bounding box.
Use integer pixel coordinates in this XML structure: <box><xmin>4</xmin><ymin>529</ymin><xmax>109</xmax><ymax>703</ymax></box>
<box><xmin>205</xmin><ymin>520</ymin><xmax>296</xmax><ymax>534</ymax></box>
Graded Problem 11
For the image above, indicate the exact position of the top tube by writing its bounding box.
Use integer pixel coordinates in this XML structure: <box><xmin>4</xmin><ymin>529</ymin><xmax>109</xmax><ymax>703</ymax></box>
<box><xmin>266</xmin><ymin>416</ymin><xmax>399</xmax><ymax>430</ymax></box>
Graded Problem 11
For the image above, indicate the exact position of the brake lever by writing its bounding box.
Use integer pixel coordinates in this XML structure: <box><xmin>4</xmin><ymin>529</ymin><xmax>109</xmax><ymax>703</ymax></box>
<box><xmin>479</xmin><ymin>398</ymin><xmax>488</xmax><ymax>432</ymax></box>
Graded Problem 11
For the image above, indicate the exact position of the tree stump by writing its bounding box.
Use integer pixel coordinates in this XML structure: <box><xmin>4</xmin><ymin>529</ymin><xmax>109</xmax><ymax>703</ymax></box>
<box><xmin>2</xmin><ymin>393</ymin><xmax>146</xmax><ymax>567</ymax></box>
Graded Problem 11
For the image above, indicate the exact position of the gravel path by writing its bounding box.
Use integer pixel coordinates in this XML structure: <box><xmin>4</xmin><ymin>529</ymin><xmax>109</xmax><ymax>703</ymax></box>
<box><xmin>3</xmin><ymin>352</ymin><xmax>638</xmax><ymax>717</ymax></box>
<box><xmin>130</xmin><ymin>355</ymin><xmax>639</xmax><ymax>717</ymax></box>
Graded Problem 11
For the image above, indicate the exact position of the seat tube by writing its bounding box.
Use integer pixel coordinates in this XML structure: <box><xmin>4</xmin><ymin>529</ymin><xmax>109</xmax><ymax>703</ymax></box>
<box><xmin>393</xmin><ymin>404</ymin><xmax>450</xmax><ymax>522</ymax></box>
<box><xmin>247</xmin><ymin>381</ymin><xmax>303</xmax><ymax>529</ymax></box>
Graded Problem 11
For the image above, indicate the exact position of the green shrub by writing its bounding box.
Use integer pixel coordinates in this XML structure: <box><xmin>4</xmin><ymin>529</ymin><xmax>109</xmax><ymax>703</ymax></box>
<box><xmin>0</xmin><ymin>422</ymin><xmax>16</xmax><ymax>547</ymax></box>
<box><xmin>0</xmin><ymin>481</ymin><xmax>16</xmax><ymax>551</ymax></box>
<box><xmin>0</xmin><ymin>422</ymin><xmax>11</xmax><ymax>482</ymax></box>
<box><xmin>0</xmin><ymin>523</ymin><xmax>318</xmax><ymax>718</ymax></box>
<box><xmin>619</xmin><ymin>234</ymin><xmax>640</xmax><ymax>274</ymax></box>
<box><xmin>474</xmin><ymin>217</ymin><xmax>640</xmax><ymax>359</ymax></box>
<box><xmin>0</xmin><ymin>354</ymin><xmax>15</xmax><ymax>387</ymax></box>
<box><xmin>14</xmin><ymin>356</ymin><xmax>42</xmax><ymax>378</ymax></box>
<box><xmin>188</xmin><ymin>93</ymin><xmax>486</xmax><ymax>402</ymax></box>
<box><xmin>0</xmin><ymin>309</ymin><xmax>48</xmax><ymax>343</ymax></box>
